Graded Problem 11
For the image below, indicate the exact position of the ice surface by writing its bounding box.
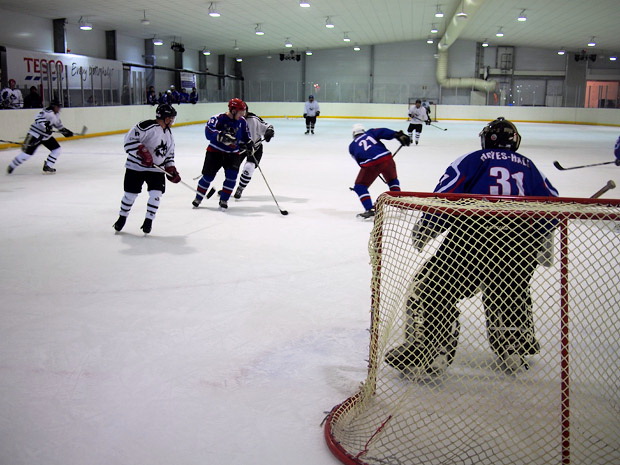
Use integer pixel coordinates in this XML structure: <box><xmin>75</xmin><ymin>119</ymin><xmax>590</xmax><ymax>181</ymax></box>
<box><xmin>1</xmin><ymin>117</ymin><xmax>618</xmax><ymax>465</ymax></box>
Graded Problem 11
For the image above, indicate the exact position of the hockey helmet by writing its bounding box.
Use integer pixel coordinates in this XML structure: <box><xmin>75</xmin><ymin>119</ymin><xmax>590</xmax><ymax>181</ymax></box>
<box><xmin>228</xmin><ymin>98</ymin><xmax>247</xmax><ymax>112</ymax></box>
<box><xmin>8</xmin><ymin>78</ymin><xmax>16</xmax><ymax>87</ymax></box>
<box><xmin>156</xmin><ymin>103</ymin><xmax>177</xmax><ymax>120</ymax></box>
<box><xmin>308</xmin><ymin>95</ymin><xmax>314</xmax><ymax>99</ymax></box>
<box><xmin>480</xmin><ymin>117</ymin><xmax>521</xmax><ymax>150</ymax></box>
<box><xmin>352</xmin><ymin>124</ymin><xmax>366</xmax><ymax>137</ymax></box>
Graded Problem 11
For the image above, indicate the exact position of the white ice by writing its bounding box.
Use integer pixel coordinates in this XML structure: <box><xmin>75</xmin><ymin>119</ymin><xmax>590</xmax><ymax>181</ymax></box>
<box><xmin>1</xmin><ymin>117</ymin><xmax>618</xmax><ymax>465</ymax></box>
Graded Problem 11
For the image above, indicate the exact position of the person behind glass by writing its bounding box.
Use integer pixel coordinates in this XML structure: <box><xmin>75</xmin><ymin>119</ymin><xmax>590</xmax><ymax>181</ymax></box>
<box><xmin>303</xmin><ymin>95</ymin><xmax>320</xmax><ymax>134</ymax></box>
<box><xmin>179</xmin><ymin>88</ymin><xmax>190</xmax><ymax>103</ymax></box>
<box><xmin>192</xmin><ymin>98</ymin><xmax>252</xmax><ymax>210</ymax></box>
<box><xmin>23</xmin><ymin>86</ymin><xmax>43</xmax><ymax>109</ymax></box>
<box><xmin>146</xmin><ymin>86</ymin><xmax>157</xmax><ymax>105</ymax></box>
<box><xmin>189</xmin><ymin>87</ymin><xmax>199</xmax><ymax>104</ymax></box>
<box><xmin>1</xmin><ymin>78</ymin><xmax>23</xmax><ymax>109</ymax></box>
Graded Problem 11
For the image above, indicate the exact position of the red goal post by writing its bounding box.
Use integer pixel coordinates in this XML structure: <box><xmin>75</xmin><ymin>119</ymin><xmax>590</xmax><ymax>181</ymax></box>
<box><xmin>325</xmin><ymin>192</ymin><xmax>620</xmax><ymax>465</ymax></box>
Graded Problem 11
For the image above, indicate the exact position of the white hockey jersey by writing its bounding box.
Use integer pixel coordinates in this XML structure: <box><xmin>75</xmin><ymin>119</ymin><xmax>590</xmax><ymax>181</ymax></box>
<box><xmin>245</xmin><ymin>112</ymin><xmax>273</xmax><ymax>146</ymax></box>
<box><xmin>1</xmin><ymin>87</ymin><xmax>23</xmax><ymax>109</ymax></box>
<box><xmin>27</xmin><ymin>108</ymin><xmax>66</xmax><ymax>140</ymax></box>
<box><xmin>304</xmin><ymin>100</ymin><xmax>320</xmax><ymax>117</ymax></box>
<box><xmin>123</xmin><ymin>119</ymin><xmax>176</xmax><ymax>172</ymax></box>
<box><xmin>408</xmin><ymin>105</ymin><xmax>429</xmax><ymax>124</ymax></box>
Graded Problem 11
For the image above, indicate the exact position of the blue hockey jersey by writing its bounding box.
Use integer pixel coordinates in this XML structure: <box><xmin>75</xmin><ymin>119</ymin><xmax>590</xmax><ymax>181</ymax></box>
<box><xmin>348</xmin><ymin>128</ymin><xmax>399</xmax><ymax>167</ymax></box>
<box><xmin>205</xmin><ymin>112</ymin><xmax>251</xmax><ymax>153</ymax></box>
<box><xmin>434</xmin><ymin>149</ymin><xmax>558</xmax><ymax>197</ymax></box>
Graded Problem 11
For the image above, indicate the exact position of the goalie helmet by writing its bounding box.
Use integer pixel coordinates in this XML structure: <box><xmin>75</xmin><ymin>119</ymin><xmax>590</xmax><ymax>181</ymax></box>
<box><xmin>156</xmin><ymin>103</ymin><xmax>177</xmax><ymax>120</ymax></box>
<box><xmin>352</xmin><ymin>124</ymin><xmax>366</xmax><ymax>137</ymax></box>
<box><xmin>480</xmin><ymin>117</ymin><xmax>521</xmax><ymax>150</ymax></box>
<box><xmin>228</xmin><ymin>98</ymin><xmax>247</xmax><ymax>112</ymax></box>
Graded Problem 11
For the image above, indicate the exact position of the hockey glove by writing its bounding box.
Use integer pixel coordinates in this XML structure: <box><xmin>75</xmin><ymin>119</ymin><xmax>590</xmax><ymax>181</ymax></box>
<box><xmin>217</xmin><ymin>131</ymin><xmax>237</xmax><ymax>146</ymax></box>
<box><xmin>60</xmin><ymin>128</ymin><xmax>74</xmax><ymax>137</ymax></box>
<box><xmin>137</xmin><ymin>144</ymin><xmax>153</xmax><ymax>166</ymax></box>
<box><xmin>315</xmin><ymin>111</ymin><xmax>320</xmax><ymax>117</ymax></box>
<box><xmin>239</xmin><ymin>141</ymin><xmax>254</xmax><ymax>154</ymax></box>
<box><xmin>165</xmin><ymin>166</ymin><xmax>181</xmax><ymax>183</ymax></box>
<box><xmin>303</xmin><ymin>113</ymin><xmax>307</xmax><ymax>118</ymax></box>
<box><xmin>425</xmin><ymin>119</ymin><xmax>431</xmax><ymax>125</ymax></box>
<box><xmin>264</xmin><ymin>127</ymin><xmax>275</xmax><ymax>142</ymax></box>
<box><xmin>395</xmin><ymin>131</ymin><xmax>411</xmax><ymax>147</ymax></box>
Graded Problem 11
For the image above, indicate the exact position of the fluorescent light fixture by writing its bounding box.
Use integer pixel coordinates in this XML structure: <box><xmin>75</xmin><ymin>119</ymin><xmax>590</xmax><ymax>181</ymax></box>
<box><xmin>495</xmin><ymin>27</ymin><xmax>504</xmax><ymax>37</ymax></box>
<box><xmin>435</xmin><ymin>5</ymin><xmax>444</xmax><ymax>18</ymax></box>
<box><xmin>255</xmin><ymin>24</ymin><xmax>264</xmax><ymax>35</ymax></box>
<box><xmin>610</xmin><ymin>56</ymin><xmax>617</xmax><ymax>61</ymax></box>
<box><xmin>79</xmin><ymin>17</ymin><xmax>92</xmax><ymax>31</ymax></box>
<box><xmin>426</xmin><ymin>37</ymin><xmax>434</xmax><ymax>44</ymax></box>
<box><xmin>557</xmin><ymin>49</ymin><xmax>565</xmax><ymax>55</ymax></box>
<box><xmin>208</xmin><ymin>2</ymin><xmax>220</xmax><ymax>17</ymax></box>
<box><xmin>141</xmin><ymin>10</ymin><xmax>150</xmax><ymax>25</ymax></box>
<box><xmin>325</xmin><ymin>16</ymin><xmax>334</xmax><ymax>28</ymax></box>
<box><xmin>343</xmin><ymin>32</ymin><xmax>351</xmax><ymax>42</ymax></box>
<box><xmin>152</xmin><ymin>37</ymin><xmax>163</xmax><ymax>46</ymax></box>
<box><xmin>285</xmin><ymin>38</ymin><xmax>293</xmax><ymax>47</ymax></box>
<box><xmin>588</xmin><ymin>37</ymin><xmax>596</xmax><ymax>47</ymax></box>
<box><xmin>305</xmin><ymin>50</ymin><xmax>313</xmax><ymax>55</ymax></box>
<box><xmin>430</xmin><ymin>24</ymin><xmax>438</xmax><ymax>34</ymax></box>
<box><xmin>235</xmin><ymin>56</ymin><xmax>243</xmax><ymax>62</ymax></box>
<box><xmin>299</xmin><ymin>0</ymin><xmax>310</xmax><ymax>7</ymax></box>
<box><xmin>353</xmin><ymin>45</ymin><xmax>361</xmax><ymax>51</ymax></box>
<box><xmin>481</xmin><ymin>39</ymin><xmax>489</xmax><ymax>47</ymax></box>
<box><xmin>202</xmin><ymin>48</ymin><xmax>211</xmax><ymax>56</ymax></box>
<box><xmin>517</xmin><ymin>10</ymin><xmax>527</xmax><ymax>21</ymax></box>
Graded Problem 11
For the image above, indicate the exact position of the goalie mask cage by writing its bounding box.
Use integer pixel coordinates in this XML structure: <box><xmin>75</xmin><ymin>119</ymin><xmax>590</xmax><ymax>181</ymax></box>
<box><xmin>324</xmin><ymin>192</ymin><xmax>620</xmax><ymax>465</ymax></box>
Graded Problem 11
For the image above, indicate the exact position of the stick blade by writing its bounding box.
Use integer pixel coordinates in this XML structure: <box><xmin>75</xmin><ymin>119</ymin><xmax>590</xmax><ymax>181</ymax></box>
<box><xmin>553</xmin><ymin>161</ymin><xmax>565</xmax><ymax>170</ymax></box>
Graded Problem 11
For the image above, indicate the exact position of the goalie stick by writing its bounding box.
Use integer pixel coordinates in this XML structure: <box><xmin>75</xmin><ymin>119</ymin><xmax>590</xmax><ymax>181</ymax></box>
<box><xmin>553</xmin><ymin>159</ymin><xmax>618</xmax><ymax>170</ymax></box>
<box><xmin>590</xmin><ymin>180</ymin><xmax>616</xmax><ymax>198</ymax></box>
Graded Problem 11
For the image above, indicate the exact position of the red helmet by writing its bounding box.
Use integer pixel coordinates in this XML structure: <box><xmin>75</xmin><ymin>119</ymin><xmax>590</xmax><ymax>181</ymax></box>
<box><xmin>228</xmin><ymin>98</ymin><xmax>247</xmax><ymax>112</ymax></box>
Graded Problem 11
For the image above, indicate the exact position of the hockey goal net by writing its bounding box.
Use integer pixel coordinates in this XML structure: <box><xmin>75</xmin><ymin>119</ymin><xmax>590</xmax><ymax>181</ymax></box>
<box><xmin>324</xmin><ymin>192</ymin><xmax>620</xmax><ymax>465</ymax></box>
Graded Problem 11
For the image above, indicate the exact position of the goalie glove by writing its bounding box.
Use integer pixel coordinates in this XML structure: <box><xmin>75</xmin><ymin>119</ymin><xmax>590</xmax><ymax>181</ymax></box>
<box><xmin>164</xmin><ymin>165</ymin><xmax>181</xmax><ymax>183</ymax></box>
<box><xmin>264</xmin><ymin>127</ymin><xmax>275</xmax><ymax>142</ymax></box>
<box><xmin>59</xmin><ymin>128</ymin><xmax>74</xmax><ymax>137</ymax></box>
<box><xmin>395</xmin><ymin>130</ymin><xmax>411</xmax><ymax>147</ymax></box>
<box><xmin>136</xmin><ymin>144</ymin><xmax>153</xmax><ymax>167</ymax></box>
<box><xmin>217</xmin><ymin>131</ymin><xmax>237</xmax><ymax>146</ymax></box>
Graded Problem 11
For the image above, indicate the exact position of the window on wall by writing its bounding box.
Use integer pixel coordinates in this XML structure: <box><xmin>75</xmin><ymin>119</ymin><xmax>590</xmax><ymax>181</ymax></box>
<box><xmin>585</xmin><ymin>80</ymin><xmax>619</xmax><ymax>108</ymax></box>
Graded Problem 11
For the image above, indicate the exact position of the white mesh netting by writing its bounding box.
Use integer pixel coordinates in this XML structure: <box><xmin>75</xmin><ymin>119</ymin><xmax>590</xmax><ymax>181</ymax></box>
<box><xmin>324</xmin><ymin>193</ymin><xmax>620</xmax><ymax>465</ymax></box>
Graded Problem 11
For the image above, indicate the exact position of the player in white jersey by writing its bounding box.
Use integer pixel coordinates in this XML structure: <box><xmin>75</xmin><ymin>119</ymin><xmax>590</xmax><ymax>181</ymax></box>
<box><xmin>6</xmin><ymin>100</ymin><xmax>75</xmax><ymax>174</ymax></box>
<box><xmin>1</xmin><ymin>79</ymin><xmax>23</xmax><ymax>109</ymax></box>
<box><xmin>234</xmin><ymin>108</ymin><xmax>274</xmax><ymax>199</ymax></box>
<box><xmin>407</xmin><ymin>99</ymin><xmax>431</xmax><ymax>145</ymax></box>
<box><xmin>303</xmin><ymin>95</ymin><xmax>320</xmax><ymax>134</ymax></box>
<box><xmin>113</xmin><ymin>104</ymin><xmax>181</xmax><ymax>234</ymax></box>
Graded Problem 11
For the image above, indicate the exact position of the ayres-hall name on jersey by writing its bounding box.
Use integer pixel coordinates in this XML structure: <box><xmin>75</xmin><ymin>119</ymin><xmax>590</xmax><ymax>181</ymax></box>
<box><xmin>480</xmin><ymin>150</ymin><xmax>531</xmax><ymax>167</ymax></box>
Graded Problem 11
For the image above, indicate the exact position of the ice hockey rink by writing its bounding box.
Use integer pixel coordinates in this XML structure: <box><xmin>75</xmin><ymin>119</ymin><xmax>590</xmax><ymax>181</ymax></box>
<box><xmin>1</xmin><ymin>116</ymin><xmax>618</xmax><ymax>465</ymax></box>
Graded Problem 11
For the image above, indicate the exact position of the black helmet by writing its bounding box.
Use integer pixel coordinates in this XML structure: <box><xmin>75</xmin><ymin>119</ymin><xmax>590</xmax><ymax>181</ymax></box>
<box><xmin>156</xmin><ymin>103</ymin><xmax>177</xmax><ymax>119</ymax></box>
<box><xmin>49</xmin><ymin>99</ymin><xmax>62</xmax><ymax>107</ymax></box>
<box><xmin>480</xmin><ymin>117</ymin><xmax>521</xmax><ymax>150</ymax></box>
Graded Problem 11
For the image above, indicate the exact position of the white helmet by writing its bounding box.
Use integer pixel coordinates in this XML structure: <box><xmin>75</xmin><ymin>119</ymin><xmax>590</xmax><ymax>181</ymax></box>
<box><xmin>352</xmin><ymin>124</ymin><xmax>365</xmax><ymax>137</ymax></box>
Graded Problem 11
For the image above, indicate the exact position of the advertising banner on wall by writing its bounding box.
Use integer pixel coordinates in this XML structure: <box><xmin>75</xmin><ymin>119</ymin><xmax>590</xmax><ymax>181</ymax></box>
<box><xmin>4</xmin><ymin>46</ymin><xmax>123</xmax><ymax>90</ymax></box>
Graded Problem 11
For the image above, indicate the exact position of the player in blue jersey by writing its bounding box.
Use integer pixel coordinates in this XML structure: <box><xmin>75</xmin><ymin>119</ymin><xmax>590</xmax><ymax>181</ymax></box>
<box><xmin>614</xmin><ymin>135</ymin><xmax>620</xmax><ymax>164</ymax></box>
<box><xmin>192</xmin><ymin>98</ymin><xmax>252</xmax><ymax>209</ymax></box>
<box><xmin>348</xmin><ymin>124</ymin><xmax>411</xmax><ymax>218</ymax></box>
<box><xmin>385</xmin><ymin>117</ymin><xmax>559</xmax><ymax>376</ymax></box>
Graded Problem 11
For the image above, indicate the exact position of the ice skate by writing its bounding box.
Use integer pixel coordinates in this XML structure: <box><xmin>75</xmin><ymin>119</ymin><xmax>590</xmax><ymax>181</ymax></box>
<box><xmin>415</xmin><ymin>140</ymin><xmax>419</xmax><ymax>145</ymax></box>
<box><xmin>192</xmin><ymin>197</ymin><xmax>202</xmax><ymax>208</ymax></box>
<box><xmin>141</xmin><ymin>218</ymin><xmax>152</xmax><ymax>234</ymax></box>
<box><xmin>305</xmin><ymin>130</ymin><xmax>310</xmax><ymax>135</ymax></box>
<box><xmin>311</xmin><ymin>130</ymin><xmax>314</xmax><ymax>134</ymax></box>
<box><xmin>42</xmin><ymin>163</ymin><xmax>56</xmax><ymax>174</ymax></box>
<box><xmin>7</xmin><ymin>165</ymin><xmax>14</xmax><ymax>174</ymax></box>
<box><xmin>357</xmin><ymin>208</ymin><xmax>375</xmax><ymax>219</ymax></box>
<box><xmin>385</xmin><ymin>342</ymin><xmax>447</xmax><ymax>377</ymax></box>
<box><xmin>219</xmin><ymin>199</ymin><xmax>228</xmax><ymax>209</ymax></box>
<box><xmin>113</xmin><ymin>215</ymin><xmax>127</xmax><ymax>232</ymax></box>
<box><xmin>234</xmin><ymin>187</ymin><xmax>244</xmax><ymax>199</ymax></box>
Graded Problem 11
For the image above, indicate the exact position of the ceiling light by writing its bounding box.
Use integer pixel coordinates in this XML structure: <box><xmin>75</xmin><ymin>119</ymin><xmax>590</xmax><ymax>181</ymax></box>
<box><xmin>255</xmin><ymin>24</ymin><xmax>264</xmax><ymax>35</ymax></box>
<box><xmin>557</xmin><ymin>49</ymin><xmax>565</xmax><ymax>55</ymax></box>
<box><xmin>202</xmin><ymin>48</ymin><xmax>211</xmax><ymax>56</ymax></box>
<box><xmin>430</xmin><ymin>24</ymin><xmax>438</xmax><ymax>34</ymax></box>
<box><xmin>305</xmin><ymin>50</ymin><xmax>313</xmax><ymax>55</ymax></box>
<box><xmin>233</xmin><ymin>40</ymin><xmax>239</xmax><ymax>51</ymax></box>
<box><xmin>343</xmin><ymin>32</ymin><xmax>351</xmax><ymax>42</ymax></box>
<box><xmin>610</xmin><ymin>56</ymin><xmax>617</xmax><ymax>61</ymax></box>
<box><xmin>435</xmin><ymin>5</ymin><xmax>444</xmax><ymax>18</ymax></box>
<box><xmin>481</xmin><ymin>39</ymin><xmax>489</xmax><ymax>47</ymax></box>
<box><xmin>285</xmin><ymin>38</ymin><xmax>293</xmax><ymax>47</ymax></box>
<box><xmin>495</xmin><ymin>27</ymin><xmax>504</xmax><ymax>37</ymax></box>
<box><xmin>325</xmin><ymin>16</ymin><xmax>334</xmax><ymax>28</ymax></box>
<box><xmin>79</xmin><ymin>17</ymin><xmax>92</xmax><ymax>31</ymax></box>
<box><xmin>588</xmin><ymin>37</ymin><xmax>596</xmax><ymax>47</ymax></box>
<box><xmin>426</xmin><ymin>37</ymin><xmax>434</xmax><ymax>44</ymax></box>
<box><xmin>208</xmin><ymin>2</ymin><xmax>220</xmax><ymax>17</ymax></box>
<box><xmin>517</xmin><ymin>10</ymin><xmax>527</xmax><ymax>22</ymax></box>
<box><xmin>152</xmin><ymin>37</ymin><xmax>163</xmax><ymax>46</ymax></box>
<box><xmin>353</xmin><ymin>45</ymin><xmax>361</xmax><ymax>51</ymax></box>
<box><xmin>299</xmin><ymin>0</ymin><xmax>310</xmax><ymax>7</ymax></box>
<box><xmin>235</xmin><ymin>56</ymin><xmax>243</xmax><ymax>62</ymax></box>
<box><xmin>141</xmin><ymin>10</ymin><xmax>150</xmax><ymax>25</ymax></box>
<box><xmin>455</xmin><ymin>3</ymin><xmax>468</xmax><ymax>20</ymax></box>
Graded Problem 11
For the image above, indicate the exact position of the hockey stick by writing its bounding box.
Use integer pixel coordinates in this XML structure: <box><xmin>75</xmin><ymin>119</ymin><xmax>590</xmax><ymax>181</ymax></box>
<box><xmin>379</xmin><ymin>144</ymin><xmax>406</xmax><ymax>184</ymax></box>
<box><xmin>590</xmin><ymin>180</ymin><xmax>616</xmax><ymax>198</ymax></box>
<box><xmin>54</xmin><ymin>125</ymin><xmax>88</xmax><ymax>137</ymax></box>
<box><xmin>152</xmin><ymin>164</ymin><xmax>202</xmax><ymax>195</ymax></box>
<box><xmin>411</xmin><ymin>116</ymin><xmax>447</xmax><ymax>131</ymax></box>
<box><xmin>247</xmin><ymin>146</ymin><xmax>288</xmax><ymax>215</ymax></box>
<box><xmin>0</xmin><ymin>138</ymin><xmax>22</xmax><ymax>145</ymax></box>
<box><xmin>553</xmin><ymin>159</ymin><xmax>618</xmax><ymax>170</ymax></box>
